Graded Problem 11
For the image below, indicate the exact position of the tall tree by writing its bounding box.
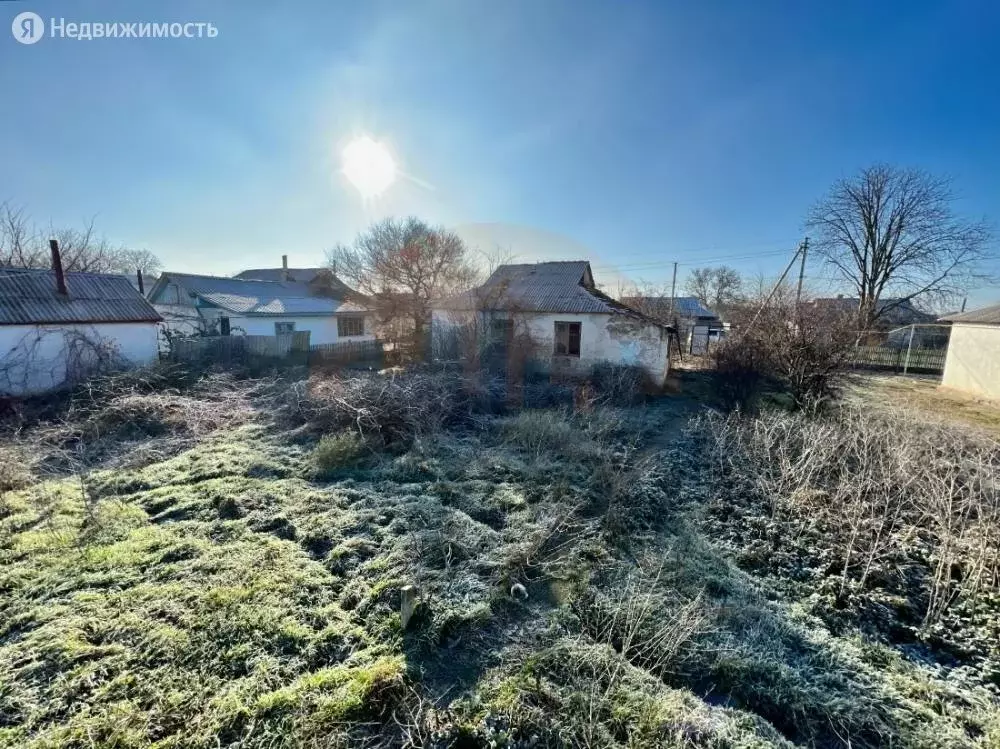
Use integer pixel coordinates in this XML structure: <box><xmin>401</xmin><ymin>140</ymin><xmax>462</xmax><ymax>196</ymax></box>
<box><xmin>806</xmin><ymin>164</ymin><xmax>992</xmax><ymax>329</ymax></box>
<box><xmin>0</xmin><ymin>202</ymin><xmax>161</xmax><ymax>275</ymax></box>
<box><xmin>327</xmin><ymin>217</ymin><xmax>477</xmax><ymax>340</ymax></box>
<box><xmin>684</xmin><ymin>265</ymin><xmax>743</xmax><ymax>312</ymax></box>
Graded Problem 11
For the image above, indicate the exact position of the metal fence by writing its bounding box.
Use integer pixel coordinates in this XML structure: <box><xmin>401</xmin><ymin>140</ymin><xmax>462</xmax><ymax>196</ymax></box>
<box><xmin>847</xmin><ymin>344</ymin><xmax>947</xmax><ymax>375</ymax></box>
<box><xmin>168</xmin><ymin>333</ymin><xmax>384</xmax><ymax>370</ymax></box>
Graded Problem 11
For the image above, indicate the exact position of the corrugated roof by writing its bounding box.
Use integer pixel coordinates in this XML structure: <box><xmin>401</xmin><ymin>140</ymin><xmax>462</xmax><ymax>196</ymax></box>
<box><xmin>940</xmin><ymin>303</ymin><xmax>1000</xmax><ymax>325</ymax></box>
<box><xmin>235</xmin><ymin>267</ymin><xmax>326</xmax><ymax>283</ymax></box>
<box><xmin>0</xmin><ymin>268</ymin><xmax>162</xmax><ymax>325</ymax></box>
<box><xmin>622</xmin><ymin>296</ymin><xmax>719</xmax><ymax>320</ymax></box>
<box><xmin>441</xmin><ymin>261</ymin><xmax>649</xmax><ymax>316</ymax></box>
<box><xmin>151</xmin><ymin>272</ymin><xmax>368</xmax><ymax>315</ymax></box>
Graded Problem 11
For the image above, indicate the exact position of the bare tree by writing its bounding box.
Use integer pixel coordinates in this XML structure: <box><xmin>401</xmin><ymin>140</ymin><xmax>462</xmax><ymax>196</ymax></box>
<box><xmin>683</xmin><ymin>265</ymin><xmax>743</xmax><ymax>312</ymax></box>
<box><xmin>0</xmin><ymin>202</ymin><xmax>160</xmax><ymax>275</ymax></box>
<box><xmin>327</xmin><ymin>217</ymin><xmax>478</xmax><ymax>346</ymax></box>
<box><xmin>806</xmin><ymin>164</ymin><xmax>993</xmax><ymax>330</ymax></box>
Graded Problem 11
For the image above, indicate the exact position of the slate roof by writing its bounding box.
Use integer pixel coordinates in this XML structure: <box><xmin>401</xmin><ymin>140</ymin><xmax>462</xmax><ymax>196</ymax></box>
<box><xmin>940</xmin><ymin>303</ymin><xmax>1000</xmax><ymax>325</ymax></box>
<box><xmin>0</xmin><ymin>268</ymin><xmax>162</xmax><ymax>325</ymax></box>
<box><xmin>234</xmin><ymin>267</ymin><xmax>326</xmax><ymax>283</ymax></box>
<box><xmin>438</xmin><ymin>261</ymin><xmax>657</xmax><ymax>320</ymax></box>
<box><xmin>150</xmin><ymin>273</ymin><xmax>368</xmax><ymax>316</ymax></box>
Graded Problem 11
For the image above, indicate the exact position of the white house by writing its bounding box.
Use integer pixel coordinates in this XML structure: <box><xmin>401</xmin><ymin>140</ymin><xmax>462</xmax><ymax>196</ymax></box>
<box><xmin>0</xmin><ymin>266</ymin><xmax>162</xmax><ymax>396</ymax></box>
<box><xmin>939</xmin><ymin>303</ymin><xmax>1000</xmax><ymax>400</ymax></box>
<box><xmin>148</xmin><ymin>263</ymin><xmax>374</xmax><ymax>345</ymax></box>
<box><xmin>432</xmin><ymin>261</ymin><xmax>672</xmax><ymax>385</ymax></box>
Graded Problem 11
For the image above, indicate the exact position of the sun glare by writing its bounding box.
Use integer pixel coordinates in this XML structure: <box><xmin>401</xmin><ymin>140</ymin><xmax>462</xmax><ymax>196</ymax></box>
<box><xmin>342</xmin><ymin>135</ymin><xmax>396</xmax><ymax>198</ymax></box>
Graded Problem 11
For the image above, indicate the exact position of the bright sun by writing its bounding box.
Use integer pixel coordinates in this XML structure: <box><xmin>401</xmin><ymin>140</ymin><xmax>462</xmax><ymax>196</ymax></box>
<box><xmin>342</xmin><ymin>136</ymin><xmax>396</xmax><ymax>198</ymax></box>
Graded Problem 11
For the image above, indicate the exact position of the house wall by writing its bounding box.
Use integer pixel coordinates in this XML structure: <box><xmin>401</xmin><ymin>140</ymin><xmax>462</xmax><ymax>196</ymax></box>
<box><xmin>942</xmin><ymin>323</ymin><xmax>1000</xmax><ymax>400</ymax></box>
<box><xmin>0</xmin><ymin>322</ymin><xmax>159</xmax><ymax>396</ymax></box>
<box><xmin>431</xmin><ymin>309</ymin><xmax>670</xmax><ymax>385</ymax></box>
<box><xmin>224</xmin><ymin>314</ymin><xmax>374</xmax><ymax>344</ymax></box>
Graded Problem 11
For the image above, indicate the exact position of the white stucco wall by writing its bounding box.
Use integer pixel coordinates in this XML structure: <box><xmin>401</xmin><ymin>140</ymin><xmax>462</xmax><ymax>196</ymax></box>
<box><xmin>942</xmin><ymin>323</ymin><xmax>1000</xmax><ymax>400</ymax></box>
<box><xmin>223</xmin><ymin>314</ymin><xmax>374</xmax><ymax>345</ymax></box>
<box><xmin>0</xmin><ymin>322</ymin><xmax>160</xmax><ymax>396</ymax></box>
<box><xmin>432</xmin><ymin>309</ymin><xmax>670</xmax><ymax>384</ymax></box>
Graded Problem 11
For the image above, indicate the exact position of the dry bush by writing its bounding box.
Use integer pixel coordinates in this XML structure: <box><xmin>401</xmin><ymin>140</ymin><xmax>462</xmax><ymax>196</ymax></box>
<box><xmin>712</xmin><ymin>300</ymin><xmax>855</xmax><ymax>412</ymax></box>
<box><xmin>587</xmin><ymin>362</ymin><xmax>653</xmax><ymax>406</ymax></box>
<box><xmin>698</xmin><ymin>405</ymin><xmax>1000</xmax><ymax>628</ymax></box>
<box><xmin>312</xmin><ymin>432</ymin><xmax>365</xmax><ymax>477</ymax></box>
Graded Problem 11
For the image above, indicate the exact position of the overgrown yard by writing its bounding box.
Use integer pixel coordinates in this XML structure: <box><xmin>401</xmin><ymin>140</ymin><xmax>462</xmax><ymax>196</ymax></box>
<box><xmin>1</xmin><ymin>367</ymin><xmax>998</xmax><ymax>747</ymax></box>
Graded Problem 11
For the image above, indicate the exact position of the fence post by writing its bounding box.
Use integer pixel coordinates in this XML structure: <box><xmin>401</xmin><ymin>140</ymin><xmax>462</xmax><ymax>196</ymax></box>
<box><xmin>903</xmin><ymin>324</ymin><xmax>915</xmax><ymax>375</ymax></box>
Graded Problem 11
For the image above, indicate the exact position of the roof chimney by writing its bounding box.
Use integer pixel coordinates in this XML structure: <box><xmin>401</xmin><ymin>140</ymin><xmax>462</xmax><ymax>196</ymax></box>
<box><xmin>281</xmin><ymin>254</ymin><xmax>289</xmax><ymax>281</ymax></box>
<box><xmin>49</xmin><ymin>239</ymin><xmax>68</xmax><ymax>296</ymax></box>
<box><xmin>136</xmin><ymin>269</ymin><xmax>145</xmax><ymax>295</ymax></box>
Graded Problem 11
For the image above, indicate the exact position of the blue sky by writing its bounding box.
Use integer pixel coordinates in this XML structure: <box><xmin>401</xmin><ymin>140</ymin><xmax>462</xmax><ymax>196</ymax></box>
<box><xmin>1</xmin><ymin>0</ymin><xmax>998</xmax><ymax>305</ymax></box>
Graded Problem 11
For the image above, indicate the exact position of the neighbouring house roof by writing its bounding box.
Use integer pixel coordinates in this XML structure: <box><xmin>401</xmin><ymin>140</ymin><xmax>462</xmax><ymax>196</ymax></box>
<box><xmin>235</xmin><ymin>267</ymin><xmax>326</xmax><ymax>284</ymax></box>
<box><xmin>940</xmin><ymin>303</ymin><xmax>1000</xmax><ymax>325</ymax></box>
<box><xmin>437</xmin><ymin>261</ymin><xmax>663</xmax><ymax>322</ymax></box>
<box><xmin>804</xmin><ymin>297</ymin><xmax>936</xmax><ymax>327</ymax></box>
<box><xmin>0</xmin><ymin>268</ymin><xmax>162</xmax><ymax>325</ymax></box>
<box><xmin>149</xmin><ymin>272</ymin><xmax>369</xmax><ymax>316</ymax></box>
<box><xmin>621</xmin><ymin>296</ymin><xmax>720</xmax><ymax>321</ymax></box>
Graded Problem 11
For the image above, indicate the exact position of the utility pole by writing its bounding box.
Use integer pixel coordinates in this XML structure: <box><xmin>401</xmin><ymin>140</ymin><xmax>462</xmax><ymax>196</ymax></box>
<box><xmin>667</xmin><ymin>261</ymin><xmax>678</xmax><ymax>321</ymax></box>
<box><xmin>745</xmin><ymin>244</ymin><xmax>802</xmax><ymax>334</ymax></box>
<box><xmin>794</xmin><ymin>237</ymin><xmax>809</xmax><ymax>307</ymax></box>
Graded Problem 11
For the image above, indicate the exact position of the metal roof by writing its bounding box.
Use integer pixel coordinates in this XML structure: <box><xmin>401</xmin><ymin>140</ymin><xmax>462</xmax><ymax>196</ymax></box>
<box><xmin>622</xmin><ymin>296</ymin><xmax>719</xmax><ymax>320</ymax></box>
<box><xmin>0</xmin><ymin>268</ymin><xmax>162</xmax><ymax>325</ymax></box>
<box><xmin>150</xmin><ymin>272</ymin><xmax>368</xmax><ymax>315</ymax></box>
<box><xmin>440</xmin><ymin>261</ymin><xmax>653</xmax><ymax>317</ymax></box>
<box><xmin>940</xmin><ymin>303</ymin><xmax>1000</xmax><ymax>325</ymax></box>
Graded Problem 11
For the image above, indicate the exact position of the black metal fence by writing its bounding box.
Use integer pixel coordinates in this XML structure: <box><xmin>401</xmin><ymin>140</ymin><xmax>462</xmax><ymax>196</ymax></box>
<box><xmin>846</xmin><ymin>345</ymin><xmax>947</xmax><ymax>375</ymax></box>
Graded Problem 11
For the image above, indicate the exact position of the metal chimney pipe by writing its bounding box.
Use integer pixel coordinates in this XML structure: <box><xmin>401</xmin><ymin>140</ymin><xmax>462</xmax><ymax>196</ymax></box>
<box><xmin>136</xmin><ymin>269</ymin><xmax>145</xmax><ymax>295</ymax></box>
<box><xmin>49</xmin><ymin>239</ymin><xmax>68</xmax><ymax>295</ymax></box>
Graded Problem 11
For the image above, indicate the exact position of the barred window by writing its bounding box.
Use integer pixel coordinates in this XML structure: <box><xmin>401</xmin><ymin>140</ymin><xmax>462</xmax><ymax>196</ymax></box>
<box><xmin>338</xmin><ymin>316</ymin><xmax>365</xmax><ymax>337</ymax></box>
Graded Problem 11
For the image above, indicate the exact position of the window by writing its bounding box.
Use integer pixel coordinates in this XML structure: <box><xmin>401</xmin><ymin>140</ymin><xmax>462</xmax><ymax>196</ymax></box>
<box><xmin>554</xmin><ymin>321</ymin><xmax>581</xmax><ymax>357</ymax></box>
<box><xmin>220</xmin><ymin>316</ymin><xmax>231</xmax><ymax>336</ymax></box>
<box><xmin>274</xmin><ymin>321</ymin><xmax>295</xmax><ymax>335</ymax></box>
<box><xmin>489</xmin><ymin>318</ymin><xmax>513</xmax><ymax>342</ymax></box>
<box><xmin>338</xmin><ymin>316</ymin><xmax>365</xmax><ymax>337</ymax></box>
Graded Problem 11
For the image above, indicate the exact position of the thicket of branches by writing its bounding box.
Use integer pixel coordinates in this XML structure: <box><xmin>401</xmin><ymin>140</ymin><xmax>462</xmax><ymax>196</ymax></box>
<box><xmin>711</xmin><ymin>290</ymin><xmax>856</xmax><ymax>412</ymax></box>
<box><xmin>0</xmin><ymin>202</ymin><xmax>160</xmax><ymax>275</ymax></box>
<box><xmin>699</xmin><ymin>406</ymin><xmax>1000</xmax><ymax>632</ymax></box>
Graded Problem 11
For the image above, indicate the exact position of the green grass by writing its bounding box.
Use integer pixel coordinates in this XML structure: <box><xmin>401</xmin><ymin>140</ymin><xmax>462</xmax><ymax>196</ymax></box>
<box><xmin>1</xmin><ymin>383</ymin><xmax>998</xmax><ymax>747</ymax></box>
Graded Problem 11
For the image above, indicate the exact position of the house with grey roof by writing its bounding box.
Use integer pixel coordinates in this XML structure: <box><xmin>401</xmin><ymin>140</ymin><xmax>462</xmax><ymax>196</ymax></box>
<box><xmin>939</xmin><ymin>302</ymin><xmax>1000</xmax><ymax>400</ymax></box>
<box><xmin>431</xmin><ymin>261</ymin><xmax>673</xmax><ymax>384</ymax></box>
<box><xmin>147</xmin><ymin>264</ymin><xmax>373</xmax><ymax>345</ymax></box>
<box><xmin>0</xmin><ymin>261</ymin><xmax>162</xmax><ymax>395</ymax></box>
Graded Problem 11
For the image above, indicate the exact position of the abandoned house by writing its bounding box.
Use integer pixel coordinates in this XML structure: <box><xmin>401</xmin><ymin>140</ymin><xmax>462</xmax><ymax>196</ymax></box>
<box><xmin>148</xmin><ymin>257</ymin><xmax>373</xmax><ymax>344</ymax></box>
<box><xmin>431</xmin><ymin>261</ymin><xmax>672</xmax><ymax>385</ymax></box>
<box><xmin>0</xmin><ymin>258</ymin><xmax>162</xmax><ymax>396</ymax></box>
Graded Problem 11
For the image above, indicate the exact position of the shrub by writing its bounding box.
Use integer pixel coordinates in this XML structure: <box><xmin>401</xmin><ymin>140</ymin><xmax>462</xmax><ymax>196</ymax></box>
<box><xmin>313</xmin><ymin>433</ymin><xmax>365</xmax><ymax>476</ymax></box>
<box><xmin>710</xmin><ymin>335</ymin><xmax>772</xmax><ymax>412</ymax></box>
<box><xmin>588</xmin><ymin>362</ymin><xmax>653</xmax><ymax>406</ymax></box>
<box><xmin>498</xmin><ymin>410</ymin><xmax>575</xmax><ymax>460</ymax></box>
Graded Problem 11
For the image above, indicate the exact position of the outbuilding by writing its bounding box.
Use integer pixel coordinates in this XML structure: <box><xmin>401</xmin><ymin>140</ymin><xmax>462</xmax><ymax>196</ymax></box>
<box><xmin>0</xmin><ymin>263</ymin><xmax>162</xmax><ymax>396</ymax></box>
<box><xmin>939</xmin><ymin>303</ymin><xmax>1000</xmax><ymax>400</ymax></box>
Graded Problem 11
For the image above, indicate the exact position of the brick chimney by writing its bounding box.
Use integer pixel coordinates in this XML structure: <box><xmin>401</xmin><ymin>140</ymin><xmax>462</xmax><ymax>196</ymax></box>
<box><xmin>49</xmin><ymin>239</ymin><xmax>68</xmax><ymax>296</ymax></box>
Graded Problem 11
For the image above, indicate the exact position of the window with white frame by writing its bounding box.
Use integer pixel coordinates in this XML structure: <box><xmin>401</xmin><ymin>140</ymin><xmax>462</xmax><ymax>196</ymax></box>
<box><xmin>338</xmin><ymin>316</ymin><xmax>365</xmax><ymax>337</ymax></box>
<box><xmin>274</xmin><ymin>321</ymin><xmax>295</xmax><ymax>335</ymax></box>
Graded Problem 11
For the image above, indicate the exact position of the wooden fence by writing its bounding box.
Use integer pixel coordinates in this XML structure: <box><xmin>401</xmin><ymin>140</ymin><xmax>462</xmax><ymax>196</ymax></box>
<box><xmin>847</xmin><ymin>344</ymin><xmax>947</xmax><ymax>375</ymax></box>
